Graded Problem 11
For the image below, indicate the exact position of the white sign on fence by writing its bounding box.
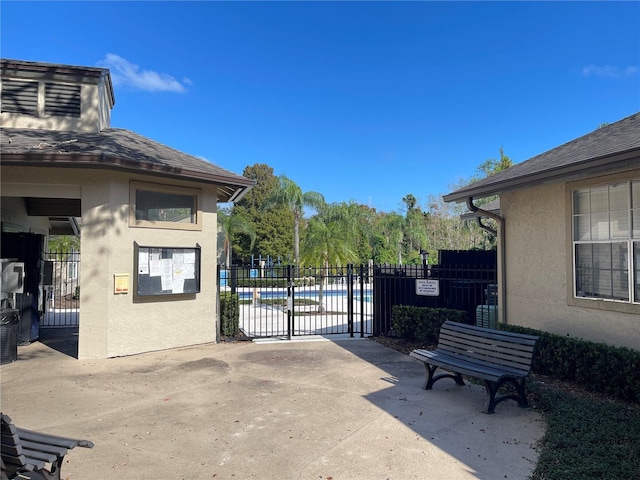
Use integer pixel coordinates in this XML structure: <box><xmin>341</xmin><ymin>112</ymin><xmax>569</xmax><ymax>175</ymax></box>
<box><xmin>416</xmin><ymin>279</ymin><xmax>439</xmax><ymax>296</ymax></box>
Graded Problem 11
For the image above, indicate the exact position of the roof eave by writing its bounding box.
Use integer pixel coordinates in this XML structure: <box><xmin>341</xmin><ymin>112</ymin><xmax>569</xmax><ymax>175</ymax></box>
<box><xmin>443</xmin><ymin>148</ymin><xmax>640</xmax><ymax>204</ymax></box>
<box><xmin>1</xmin><ymin>153</ymin><xmax>255</xmax><ymax>201</ymax></box>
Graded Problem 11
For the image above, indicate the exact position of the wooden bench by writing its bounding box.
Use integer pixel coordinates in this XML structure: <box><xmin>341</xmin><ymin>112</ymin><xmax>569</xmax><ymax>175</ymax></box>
<box><xmin>409</xmin><ymin>321</ymin><xmax>539</xmax><ymax>414</ymax></box>
<box><xmin>1</xmin><ymin>413</ymin><xmax>94</xmax><ymax>480</ymax></box>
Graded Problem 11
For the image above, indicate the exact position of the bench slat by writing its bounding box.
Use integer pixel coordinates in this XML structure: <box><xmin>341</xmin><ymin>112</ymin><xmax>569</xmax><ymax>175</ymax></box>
<box><xmin>442</xmin><ymin>321</ymin><xmax>539</xmax><ymax>343</ymax></box>
<box><xmin>439</xmin><ymin>334</ymin><xmax>536</xmax><ymax>358</ymax></box>
<box><xmin>439</xmin><ymin>334</ymin><xmax>537</xmax><ymax>358</ymax></box>
<box><xmin>411</xmin><ymin>350</ymin><xmax>528</xmax><ymax>381</ymax></box>
<box><xmin>0</xmin><ymin>453</ymin><xmax>32</xmax><ymax>470</ymax></box>
<box><xmin>439</xmin><ymin>327</ymin><xmax>538</xmax><ymax>349</ymax></box>
<box><xmin>16</xmin><ymin>428</ymin><xmax>95</xmax><ymax>450</ymax></box>
<box><xmin>17</xmin><ymin>447</ymin><xmax>54</xmax><ymax>465</ymax></box>
<box><xmin>0</xmin><ymin>438</ymin><xmax>22</xmax><ymax>458</ymax></box>
<box><xmin>20</xmin><ymin>439</ymin><xmax>69</xmax><ymax>457</ymax></box>
<box><xmin>438</xmin><ymin>339</ymin><xmax>534</xmax><ymax>371</ymax></box>
<box><xmin>439</xmin><ymin>343</ymin><xmax>535</xmax><ymax>367</ymax></box>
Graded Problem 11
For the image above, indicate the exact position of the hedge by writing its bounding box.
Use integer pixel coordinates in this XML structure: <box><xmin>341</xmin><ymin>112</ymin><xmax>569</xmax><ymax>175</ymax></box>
<box><xmin>220</xmin><ymin>291</ymin><xmax>240</xmax><ymax>337</ymax></box>
<box><xmin>391</xmin><ymin>305</ymin><xmax>468</xmax><ymax>344</ymax></box>
<box><xmin>232</xmin><ymin>277</ymin><xmax>317</xmax><ymax>288</ymax></box>
<box><xmin>498</xmin><ymin>324</ymin><xmax>640</xmax><ymax>403</ymax></box>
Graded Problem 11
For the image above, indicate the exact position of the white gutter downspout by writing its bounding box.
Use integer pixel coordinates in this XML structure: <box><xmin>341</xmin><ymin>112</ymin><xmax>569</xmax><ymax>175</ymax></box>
<box><xmin>466</xmin><ymin>197</ymin><xmax>507</xmax><ymax>326</ymax></box>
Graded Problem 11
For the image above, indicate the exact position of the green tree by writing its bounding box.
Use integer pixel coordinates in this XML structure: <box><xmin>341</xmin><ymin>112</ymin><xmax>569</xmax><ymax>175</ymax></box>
<box><xmin>48</xmin><ymin>235</ymin><xmax>79</xmax><ymax>253</ymax></box>
<box><xmin>302</xmin><ymin>203</ymin><xmax>359</xmax><ymax>266</ymax></box>
<box><xmin>232</xmin><ymin>164</ymin><xmax>294</xmax><ymax>263</ymax></box>
<box><xmin>263</xmin><ymin>175</ymin><xmax>325</xmax><ymax>266</ymax></box>
<box><xmin>300</xmin><ymin>211</ymin><xmax>358</xmax><ymax>311</ymax></box>
<box><xmin>338</xmin><ymin>201</ymin><xmax>378</xmax><ymax>263</ymax></box>
<box><xmin>374</xmin><ymin>212</ymin><xmax>405</xmax><ymax>264</ymax></box>
<box><xmin>475</xmin><ymin>147</ymin><xmax>513</xmax><ymax>180</ymax></box>
<box><xmin>218</xmin><ymin>207</ymin><xmax>256</xmax><ymax>266</ymax></box>
<box><xmin>401</xmin><ymin>194</ymin><xmax>428</xmax><ymax>263</ymax></box>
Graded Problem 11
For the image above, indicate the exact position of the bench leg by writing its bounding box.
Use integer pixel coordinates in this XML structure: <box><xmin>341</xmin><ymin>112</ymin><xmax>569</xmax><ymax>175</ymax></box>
<box><xmin>483</xmin><ymin>380</ymin><xmax>500</xmax><ymax>414</ymax></box>
<box><xmin>482</xmin><ymin>378</ymin><xmax>529</xmax><ymax>414</ymax></box>
<box><xmin>421</xmin><ymin>363</ymin><xmax>465</xmax><ymax>390</ymax></box>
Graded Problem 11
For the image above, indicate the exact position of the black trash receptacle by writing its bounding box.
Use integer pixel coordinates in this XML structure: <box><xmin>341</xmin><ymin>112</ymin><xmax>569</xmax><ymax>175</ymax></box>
<box><xmin>1</xmin><ymin>309</ymin><xmax>19</xmax><ymax>365</ymax></box>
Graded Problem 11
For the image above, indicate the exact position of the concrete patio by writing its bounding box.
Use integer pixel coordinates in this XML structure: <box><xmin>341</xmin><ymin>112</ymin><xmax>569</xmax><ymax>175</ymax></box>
<box><xmin>0</xmin><ymin>332</ymin><xmax>544</xmax><ymax>479</ymax></box>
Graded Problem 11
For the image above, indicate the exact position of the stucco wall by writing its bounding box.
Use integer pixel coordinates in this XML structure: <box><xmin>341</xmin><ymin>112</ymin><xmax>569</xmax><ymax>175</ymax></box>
<box><xmin>0</xmin><ymin>196</ymin><xmax>50</xmax><ymax>235</ymax></box>
<box><xmin>2</xmin><ymin>166</ymin><xmax>219</xmax><ymax>358</ymax></box>
<box><xmin>502</xmin><ymin>181</ymin><xmax>639</xmax><ymax>350</ymax></box>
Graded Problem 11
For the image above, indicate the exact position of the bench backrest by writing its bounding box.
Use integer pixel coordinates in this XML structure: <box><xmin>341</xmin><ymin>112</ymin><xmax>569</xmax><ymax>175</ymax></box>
<box><xmin>1</xmin><ymin>414</ymin><xmax>28</xmax><ymax>472</ymax></box>
<box><xmin>437</xmin><ymin>321</ymin><xmax>539</xmax><ymax>374</ymax></box>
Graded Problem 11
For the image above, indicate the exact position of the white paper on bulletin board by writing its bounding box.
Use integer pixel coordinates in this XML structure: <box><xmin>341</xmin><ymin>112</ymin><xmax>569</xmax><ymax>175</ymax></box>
<box><xmin>135</xmin><ymin>244</ymin><xmax>201</xmax><ymax>296</ymax></box>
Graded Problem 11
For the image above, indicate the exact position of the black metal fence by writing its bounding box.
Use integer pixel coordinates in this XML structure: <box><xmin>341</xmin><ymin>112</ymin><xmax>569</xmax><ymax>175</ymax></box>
<box><xmin>219</xmin><ymin>264</ymin><xmax>373</xmax><ymax>338</ymax></box>
<box><xmin>38</xmin><ymin>249</ymin><xmax>495</xmax><ymax>336</ymax></box>
<box><xmin>372</xmin><ymin>261</ymin><xmax>497</xmax><ymax>336</ymax></box>
<box><xmin>42</xmin><ymin>251</ymin><xmax>80</xmax><ymax>327</ymax></box>
<box><xmin>220</xmin><ymin>255</ymin><xmax>497</xmax><ymax>339</ymax></box>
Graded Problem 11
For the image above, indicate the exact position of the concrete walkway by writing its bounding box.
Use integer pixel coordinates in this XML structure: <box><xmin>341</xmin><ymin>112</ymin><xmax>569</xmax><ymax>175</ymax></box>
<box><xmin>1</xmin><ymin>334</ymin><xmax>544</xmax><ymax>480</ymax></box>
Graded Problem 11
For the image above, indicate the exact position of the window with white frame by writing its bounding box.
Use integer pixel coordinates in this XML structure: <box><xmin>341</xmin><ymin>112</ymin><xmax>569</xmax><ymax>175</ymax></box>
<box><xmin>67</xmin><ymin>250</ymin><xmax>79</xmax><ymax>280</ymax></box>
<box><xmin>572</xmin><ymin>180</ymin><xmax>639</xmax><ymax>303</ymax></box>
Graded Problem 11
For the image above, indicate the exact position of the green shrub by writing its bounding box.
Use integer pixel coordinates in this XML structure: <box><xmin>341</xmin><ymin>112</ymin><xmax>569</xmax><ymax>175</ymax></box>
<box><xmin>233</xmin><ymin>277</ymin><xmax>316</xmax><ymax>288</ymax></box>
<box><xmin>391</xmin><ymin>305</ymin><xmax>468</xmax><ymax>344</ymax></box>
<box><xmin>235</xmin><ymin>278</ymin><xmax>288</xmax><ymax>288</ymax></box>
<box><xmin>499</xmin><ymin>324</ymin><xmax>640</xmax><ymax>403</ymax></box>
<box><xmin>220</xmin><ymin>291</ymin><xmax>240</xmax><ymax>337</ymax></box>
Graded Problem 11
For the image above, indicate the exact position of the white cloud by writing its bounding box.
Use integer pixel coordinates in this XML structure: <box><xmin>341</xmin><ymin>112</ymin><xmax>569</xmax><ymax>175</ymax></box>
<box><xmin>98</xmin><ymin>54</ymin><xmax>188</xmax><ymax>92</ymax></box>
<box><xmin>582</xmin><ymin>64</ymin><xmax>638</xmax><ymax>78</ymax></box>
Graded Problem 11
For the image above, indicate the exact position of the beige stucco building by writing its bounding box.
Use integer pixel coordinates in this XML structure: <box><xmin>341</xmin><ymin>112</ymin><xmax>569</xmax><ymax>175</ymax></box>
<box><xmin>445</xmin><ymin>114</ymin><xmax>640</xmax><ymax>350</ymax></box>
<box><xmin>1</xmin><ymin>59</ymin><xmax>253</xmax><ymax>359</ymax></box>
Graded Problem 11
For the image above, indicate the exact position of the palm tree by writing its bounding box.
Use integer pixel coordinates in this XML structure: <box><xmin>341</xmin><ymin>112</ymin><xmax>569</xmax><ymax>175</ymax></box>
<box><xmin>262</xmin><ymin>175</ymin><xmax>325</xmax><ymax>266</ymax></box>
<box><xmin>218</xmin><ymin>208</ymin><xmax>256</xmax><ymax>266</ymax></box>
<box><xmin>300</xmin><ymin>214</ymin><xmax>358</xmax><ymax>311</ymax></box>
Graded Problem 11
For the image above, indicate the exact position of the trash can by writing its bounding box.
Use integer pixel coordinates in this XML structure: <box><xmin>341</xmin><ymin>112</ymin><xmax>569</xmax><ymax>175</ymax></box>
<box><xmin>1</xmin><ymin>309</ymin><xmax>19</xmax><ymax>365</ymax></box>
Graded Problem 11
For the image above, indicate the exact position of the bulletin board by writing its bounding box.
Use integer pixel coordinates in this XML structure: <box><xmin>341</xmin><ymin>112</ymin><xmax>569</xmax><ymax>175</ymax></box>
<box><xmin>134</xmin><ymin>243</ymin><xmax>201</xmax><ymax>296</ymax></box>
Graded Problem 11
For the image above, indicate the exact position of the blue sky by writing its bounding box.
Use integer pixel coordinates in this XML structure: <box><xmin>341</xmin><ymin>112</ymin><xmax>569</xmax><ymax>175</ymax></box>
<box><xmin>2</xmin><ymin>1</ymin><xmax>639</xmax><ymax>213</ymax></box>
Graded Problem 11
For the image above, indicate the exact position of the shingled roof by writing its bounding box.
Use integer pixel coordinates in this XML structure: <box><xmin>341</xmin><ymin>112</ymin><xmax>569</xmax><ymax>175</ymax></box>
<box><xmin>0</xmin><ymin>127</ymin><xmax>254</xmax><ymax>202</ymax></box>
<box><xmin>444</xmin><ymin>112</ymin><xmax>640</xmax><ymax>204</ymax></box>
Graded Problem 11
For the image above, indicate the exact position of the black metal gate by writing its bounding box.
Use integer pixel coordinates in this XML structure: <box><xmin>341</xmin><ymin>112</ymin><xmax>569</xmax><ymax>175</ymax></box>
<box><xmin>42</xmin><ymin>251</ymin><xmax>80</xmax><ymax>327</ymax></box>
<box><xmin>219</xmin><ymin>264</ymin><xmax>373</xmax><ymax>338</ymax></box>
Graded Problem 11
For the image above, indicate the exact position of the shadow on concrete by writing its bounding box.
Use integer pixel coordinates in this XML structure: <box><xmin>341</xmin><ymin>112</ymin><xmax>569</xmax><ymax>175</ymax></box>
<box><xmin>36</xmin><ymin>326</ymin><xmax>78</xmax><ymax>359</ymax></box>
<box><xmin>324</xmin><ymin>337</ymin><xmax>543</xmax><ymax>479</ymax></box>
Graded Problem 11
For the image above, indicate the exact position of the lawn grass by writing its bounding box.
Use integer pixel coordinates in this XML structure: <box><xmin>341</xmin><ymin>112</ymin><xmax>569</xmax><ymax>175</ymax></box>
<box><xmin>528</xmin><ymin>381</ymin><xmax>640</xmax><ymax>480</ymax></box>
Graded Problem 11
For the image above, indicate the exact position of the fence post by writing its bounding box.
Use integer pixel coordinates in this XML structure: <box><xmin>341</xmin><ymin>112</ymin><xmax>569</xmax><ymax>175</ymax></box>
<box><xmin>230</xmin><ymin>265</ymin><xmax>237</xmax><ymax>295</ymax></box>
<box><xmin>287</xmin><ymin>264</ymin><xmax>293</xmax><ymax>339</ymax></box>
<box><xmin>359</xmin><ymin>264</ymin><xmax>365</xmax><ymax>337</ymax></box>
<box><xmin>347</xmin><ymin>264</ymin><xmax>354</xmax><ymax>337</ymax></box>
